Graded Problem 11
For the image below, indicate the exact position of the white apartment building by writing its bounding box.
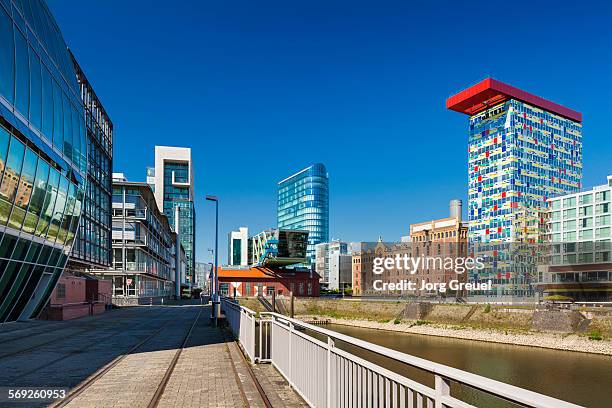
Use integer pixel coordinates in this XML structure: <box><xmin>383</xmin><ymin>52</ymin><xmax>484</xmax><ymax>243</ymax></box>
<box><xmin>540</xmin><ymin>175</ymin><xmax>611</xmax><ymax>301</ymax></box>
<box><xmin>228</xmin><ymin>227</ymin><xmax>249</xmax><ymax>266</ymax></box>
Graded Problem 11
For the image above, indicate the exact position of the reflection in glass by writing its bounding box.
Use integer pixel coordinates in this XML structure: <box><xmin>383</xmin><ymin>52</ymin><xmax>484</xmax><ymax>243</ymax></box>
<box><xmin>14</xmin><ymin>30</ymin><xmax>29</xmax><ymax>117</ymax></box>
<box><xmin>36</xmin><ymin>167</ymin><xmax>59</xmax><ymax>237</ymax></box>
<box><xmin>29</xmin><ymin>47</ymin><xmax>43</xmax><ymax>130</ymax></box>
<box><xmin>10</xmin><ymin>148</ymin><xmax>38</xmax><ymax>231</ymax></box>
<box><xmin>0</xmin><ymin>136</ymin><xmax>25</xmax><ymax>226</ymax></box>
<box><xmin>47</xmin><ymin>175</ymin><xmax>68</xmax><ymax>242</ymax></box>
<box><xmin>0</xmin><ymin>7</ymin><xmax>15</xmax><ymax>103</ymax></box>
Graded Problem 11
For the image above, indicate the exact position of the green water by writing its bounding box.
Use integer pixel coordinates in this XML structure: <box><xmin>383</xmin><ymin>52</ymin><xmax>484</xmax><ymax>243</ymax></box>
<box><xmin>324</xmin><ymin>324</ymin><xmax>611</xmax><ymax>407</ymax></box>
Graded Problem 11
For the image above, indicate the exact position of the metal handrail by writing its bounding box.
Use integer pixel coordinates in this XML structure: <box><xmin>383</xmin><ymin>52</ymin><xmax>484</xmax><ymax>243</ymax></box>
<box><xmin>259</xmin><ymin>312</ymin><xmax>582</xmax><ymax>408</ymax></box>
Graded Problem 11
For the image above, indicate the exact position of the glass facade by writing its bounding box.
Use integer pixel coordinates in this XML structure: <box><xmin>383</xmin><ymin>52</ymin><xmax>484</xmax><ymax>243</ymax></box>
<box><xmin>466</xmin><ymin>99</ymin><xmax>582</xmax><ymax>296</ymax></box>
<box><xmin>277</xmin><ymin>163</ymin><xmax>329</xmax><ymax>265</ymax></box>
<box><xmin>162</xmin><ymin>161</ymin><xmax>195</xmax><ymax>280</ymax></box>
<box><xmin>0</xmin><ymin>0</ymin><xmax>87</xmax><ymax>323</ymax></box>
<box><xmin>68</xmin><ymin>53</ymin><xmax>113</xmax><ymax>269</ymax></box>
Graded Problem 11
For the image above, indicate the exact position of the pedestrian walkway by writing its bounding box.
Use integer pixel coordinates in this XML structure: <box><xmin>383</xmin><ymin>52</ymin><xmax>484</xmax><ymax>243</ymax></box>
<box><xmin>0</xmin><ymin>304</ymin><xmax>306</xmax><ymax>407</ymax></box>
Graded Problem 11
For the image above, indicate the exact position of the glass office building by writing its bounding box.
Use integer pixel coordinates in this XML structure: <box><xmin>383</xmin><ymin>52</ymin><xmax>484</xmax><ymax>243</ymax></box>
<box><xmin>0</xmin><ymin>0</ymin><xmax>87</xmax><ymax>322</ymax></box>
<box><xmin>278</xmin><ymin>163</ymin><xmax>329</xmax><ymax>265</ymax></box>
<box><xmin>67</xmin><ymin>53</ymin><xmax>113</xmax><ymax>271</ymax></box>
<box><xmin>448</xmin><ymin>78</ymin><xmax>582</xmax><ymax>296</ymax></box>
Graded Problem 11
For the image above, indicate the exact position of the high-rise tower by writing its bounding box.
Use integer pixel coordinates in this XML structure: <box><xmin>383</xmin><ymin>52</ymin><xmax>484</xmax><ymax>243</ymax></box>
<box><xmin>447</xmin><ymin>78</ymin><xmax>582</xmax><ymax>296</ymax></box>
<box><xmin>152</xmin><ymin>146</ymin><xmax>195</xmax><ymax>284</ymax></box>
<box><xmin>278</xmin><ymin>163</ymin><xmax>329</xmax><ymax>266</ymax></box>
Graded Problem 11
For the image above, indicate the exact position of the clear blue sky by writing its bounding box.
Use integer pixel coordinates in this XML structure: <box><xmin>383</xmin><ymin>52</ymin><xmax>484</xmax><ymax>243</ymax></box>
<box><xmin>48</xmin><ymin>0</ymin><xmax>612</xmax><ymax>264</ymax></box>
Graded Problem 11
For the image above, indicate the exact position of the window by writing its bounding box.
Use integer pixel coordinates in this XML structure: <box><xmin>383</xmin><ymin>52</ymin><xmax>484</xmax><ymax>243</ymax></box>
<box><xmin>0</xmin><ymin>8</ymin><xmax>15</xmax><ymax>103</ymax></box>
<box><xmin>596</xmin><ymin>203</ymin><xmax>610</xmax><ymax>215</ymax></box>
<box><xmin>579</xmin><ymin>229</ymin><xmax>593</xmax><ymax>240</ymax></box>
<box><xmin>41</xmin><ymin>67</ymin><xmax>53</xmax><ymax>139</ymax></box>
<box><xmin>563</xmin><ymin>197</ymin><xmax>576</xmax><ymax>207</ymax></box>
<box><xmin>56</xmin><ymin>283</ymin><xmax>66</xmax><ymax>299</ymax></box>
<box><xmin>596</xmin><ymin>191</ymin><xmax>610</xmax><ymax>202</ymax></box>
<box><xmin>0</xmin><ymin>136</ymin><xmax>25</xmax><ymax>223</ymax></box>
<box><xmin>596</xmin><ymin>227</ymin><xmax>611</xmax><ymax>239</ymax></box>
<box><xmin>267</xmin><ymin>286</ymin><xmax>275</xmax><ymax>296</ymax></box>
<box><xmin>579</xmin><ymin>194</ymin><xmax>593</xmax><ymax>205</ymax></box>
<box><xmin>29</xmin><ymin>48</ymin><xmax>42</xmax><ymax>129</ymax></box>
<box><xmin>563</xmin><ymin>208</ymin><xmax>576</xmax><ymax>219</ymax></box>
<box><xmin>14</xmin><ymin>30</ymin><xmax>29</xmax><ymax>117</ymax></box>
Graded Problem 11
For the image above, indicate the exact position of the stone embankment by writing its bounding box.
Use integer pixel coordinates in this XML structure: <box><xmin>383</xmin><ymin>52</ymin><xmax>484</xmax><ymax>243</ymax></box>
<box><xmin>237</xmin><ymin>297</ymin><xmax>612</xmax><ymax>355</ymax></box>
<box><xmin>300</xmin><ymin>315</ymin><xmax>612</xmax><ymax>356</ymax></box>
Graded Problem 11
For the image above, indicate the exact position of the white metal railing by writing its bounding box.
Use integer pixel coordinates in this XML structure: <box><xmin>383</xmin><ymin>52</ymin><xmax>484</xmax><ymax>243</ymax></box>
<box><xmin>220</xmin><ymin>298</ymin><xmax>257</xmax><ymax>362</ymax></box>
<box><xmin>258</xmin><ymin>312</ymin><xmax>583</xmax><ymax>408</ymax></box>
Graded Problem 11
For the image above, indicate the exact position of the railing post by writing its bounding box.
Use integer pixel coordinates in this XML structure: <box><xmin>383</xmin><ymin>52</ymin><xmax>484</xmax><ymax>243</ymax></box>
<box><xmin>434</xmin><ymin>375</ymin><xmax>451</xmax><ymax>408</ymax></box>
<box><xmin>259</xmin><ymin>317</ymin><xmax>263</xmax><ymax>361</ymax></box>
<box><xmin>289</xmin><ymin>321</ymin><xmax>294</xmax><ymax>380</ymax></box>
<box><xmin>327</xmin><ymin>337</ymin><xmax>335</xmax><ymax>408</ymax></box>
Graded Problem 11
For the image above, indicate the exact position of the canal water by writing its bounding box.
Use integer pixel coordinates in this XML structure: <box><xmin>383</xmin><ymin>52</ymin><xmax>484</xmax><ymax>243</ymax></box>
<box><xmin>324</xmin><ymin>324</ymin><xmax>610</xmax><ymax>407</ymax></box>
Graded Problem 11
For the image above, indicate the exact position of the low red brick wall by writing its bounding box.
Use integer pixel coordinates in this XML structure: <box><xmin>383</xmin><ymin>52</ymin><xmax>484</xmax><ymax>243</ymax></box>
<box><xmin>47</xmin><ymin>303</ymin><xmax>91</xmax><ymax>321</ymax></box>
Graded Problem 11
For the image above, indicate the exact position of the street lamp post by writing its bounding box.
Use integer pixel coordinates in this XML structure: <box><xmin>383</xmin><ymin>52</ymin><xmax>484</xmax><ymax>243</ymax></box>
<box><xmin>206</xmin><ymin>195</ymin><xmax>219</xmax><ymax>326</ymax></box>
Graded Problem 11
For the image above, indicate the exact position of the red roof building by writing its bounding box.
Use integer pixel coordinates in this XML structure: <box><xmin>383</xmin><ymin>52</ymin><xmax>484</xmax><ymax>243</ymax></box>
<box><xmin>218</xmin><ymin>266</ymin><xmax>320</xmax><ymax>297</ymax></box>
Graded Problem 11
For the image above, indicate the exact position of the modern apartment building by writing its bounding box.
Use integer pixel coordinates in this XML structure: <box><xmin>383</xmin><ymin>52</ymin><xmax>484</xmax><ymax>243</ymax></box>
<box><xmin>66</xmin><ymin>53</ymin><xmax>113</xmax><ymax>272</ymax></box>
<box><xmin>228</xmin><ymin>226</ymin><xmax>248</xmax><ymax>266</ymax></box>
<box><xmin>278</xmin><ymin>163</ymin><xmax>329</xmax><ymax>266</ymax></box>
<box><xmin>151</xmin><ymin>146</ymin><xmax>195</xmax><ymax>285</ymax></box>
<box><xmin>90</xmin><ymin>174</ymin><xmax>179</xmax><ymax>304</ymax></box>
<box><xmin>538</xmin><ymin>176</ymin><xmax>612</xmax><ymax>301</ymax></box>
<box><xmin>448</xmin><ymin>78</ymin><xmax>583</xmax><ymax>297</ymax></box>
<box><xmin>329</xmin><ymin>249</ymin><xmax>352</xmax><ymax>292</ymax></box>
<box><xmin>0</xmin><ymin>0</ymin><xmax>88</xmax><ymax>322</ymax></box>
<box><xmin>315</xmin><ymin>240</ymin><xmax>350</xmax><ymax>289</ymax></box>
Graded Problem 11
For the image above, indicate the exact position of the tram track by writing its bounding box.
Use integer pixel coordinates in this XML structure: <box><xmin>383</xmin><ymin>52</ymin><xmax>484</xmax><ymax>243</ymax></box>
<box><xmin>7</xmin><ymin>308</ymin><xmax>178</xmax><ymax>383</ymax></box>
<box><xmin>50</xmin><ymin>306</ymin><xmax>204</xmax><ymax>408</ymax></box>
<box><xmin>0</xmin><ymin>307</ymin><xmax>173</xmax><ymax>362</ymax></box>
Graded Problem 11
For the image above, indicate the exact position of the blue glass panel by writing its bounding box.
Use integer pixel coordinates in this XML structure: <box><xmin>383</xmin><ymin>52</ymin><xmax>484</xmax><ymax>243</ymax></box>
<box><xmin>0</xmin><ymin>6</ymin><xmax>15</xmax><ymax>103</ymax></box>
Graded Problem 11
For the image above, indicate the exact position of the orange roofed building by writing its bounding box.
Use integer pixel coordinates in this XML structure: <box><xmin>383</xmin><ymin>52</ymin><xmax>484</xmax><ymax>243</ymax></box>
<box><xmin>218</xmin><ymin>266</ymin><xmax>320</xmax><ymax>297</ymax></box>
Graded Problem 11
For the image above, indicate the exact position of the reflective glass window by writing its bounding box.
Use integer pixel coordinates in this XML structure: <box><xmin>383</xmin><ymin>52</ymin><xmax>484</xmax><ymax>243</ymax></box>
<box><xmin>62</xmin><ymin>93</ymin><xmax>72</xmax><ymax>160</ymax></box>
<box><xmin>29</xmin><ymin>47</ymin><xmax>42</xmax><ymax>130</ymax></box>
<box><xmin>0</xmin><ymin>7</ymin><xmax>15</xmax><ymax>103</ymax></box>
<box><xmin>0</xmin><ymin>126</ymin><xmax>9</xmax><ymax>185</ymax></box>
<box><xmin>71</xmin><ymin>104</ymin><xmax>80</xmax><ymax>166</ymax></box>
<box><xmin>9</xmin><ymin>147</ymin><xmax>37</xmax><ymax>231</ymax></box>
<box><xmin>41</xmin><ymin>66</ymin><xmax>53</xmax><ymax>139</ymax></box>
<box><xmin>59</xmin><ymin>182</ymin><xmax>76</xmax><ymax>245</ymax></box>
<box><xmin>36</xmin><ymin>166</ymin><xmax>58</xmax><ymax>236</ymax></box>
<box><xmin>0</xmin><ymin>136</ymin><xmax>25</xmax><ymax>226</ymax></box>
<box><xmin>14</xmin><ymin>29</ymin><xmax>29</xmax><ymax>117</ymax></box>
<box><xmin>47</xmin><ymin>174</ymin><xmax>67</xmax><ymax>241</ymax></box>
<box><xmin>52</xmin><ymin>79</ymin><xmax>62</xmax><ymax>151</ymax></box>
<box><xmin>28</xmin><ymin>158</ymin><xmax>49</xmax><ymax>218</ymax></box>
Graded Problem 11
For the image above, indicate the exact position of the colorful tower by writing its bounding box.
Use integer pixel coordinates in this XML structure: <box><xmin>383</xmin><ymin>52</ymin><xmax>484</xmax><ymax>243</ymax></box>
<box><xmin>447</xmin><ymin>78</ymin><xmax>582</xmax><ymax>297</ymax></box>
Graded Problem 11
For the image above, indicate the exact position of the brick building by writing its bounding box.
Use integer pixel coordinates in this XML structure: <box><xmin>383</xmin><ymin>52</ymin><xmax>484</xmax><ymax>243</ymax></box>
<box><xmin>218</xmin><ymin>266</ymin><xmax>320</xmax><ymax>297</ymax></box>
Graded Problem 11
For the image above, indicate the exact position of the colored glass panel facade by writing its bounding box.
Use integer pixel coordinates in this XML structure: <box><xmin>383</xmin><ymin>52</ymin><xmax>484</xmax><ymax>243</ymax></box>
<box><xmin>0</xmin><ymin>0</ymin><xmax>86</xmax><ymax>322</ymax></box>
<box><xmin>277</xmin><ymin>163</ymin><xmax>329</xmax><ymax>265</ymax></box>
<box><xmin>467</xmin><ymin>99</ymin><xmax>582</xmax><ymax>243</ymax></box>
<box><xmin>465</xmin><ymin>99</ymin><xmax>582</xmax><ymax>297</ymax></box>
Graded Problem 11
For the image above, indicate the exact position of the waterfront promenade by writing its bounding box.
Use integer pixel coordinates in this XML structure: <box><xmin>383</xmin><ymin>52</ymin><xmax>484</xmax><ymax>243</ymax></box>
<box><xmin>0</xmin><ymin>304</ymin><xmax>306</xmax><ymax>408</ymax></box>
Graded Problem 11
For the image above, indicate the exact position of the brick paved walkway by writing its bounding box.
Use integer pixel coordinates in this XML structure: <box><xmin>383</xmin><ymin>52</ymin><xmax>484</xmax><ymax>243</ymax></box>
<box><xmin>0</xmin><ymin>304</ymin><xmax>305</xmax><ymax>408</ymax></box>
